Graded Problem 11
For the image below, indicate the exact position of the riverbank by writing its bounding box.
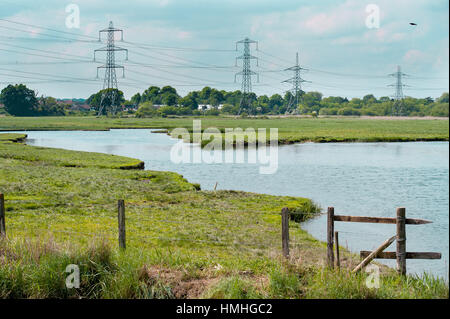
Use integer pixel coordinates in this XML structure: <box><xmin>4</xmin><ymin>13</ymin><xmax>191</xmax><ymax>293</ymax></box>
<box><xmin>0</xmin><ymin>133</ymin><xmax>447</xmax><ymax>298</ymax></box>
<box><xmin>0</xmin><ymin>116</ymin><xmax>448</xmax><ymax>145</ymax></box>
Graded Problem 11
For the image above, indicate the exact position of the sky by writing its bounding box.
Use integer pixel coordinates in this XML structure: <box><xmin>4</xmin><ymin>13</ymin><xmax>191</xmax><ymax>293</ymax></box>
<box><xmin>0</xmin><ymin>0</ymin><xmax>448</xmax><ymax>100</ymax></box>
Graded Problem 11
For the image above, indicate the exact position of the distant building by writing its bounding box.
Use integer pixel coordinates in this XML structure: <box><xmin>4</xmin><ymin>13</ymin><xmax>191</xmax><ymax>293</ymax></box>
<box><xmin>198</xmin><ymin>104</ymin><xmax>223</xmax><ymax>110</ymax></box>
<box><xmin>70</xmin><ymin>104</ymin><xmax>91</xmax><ymax>111</ymax></box>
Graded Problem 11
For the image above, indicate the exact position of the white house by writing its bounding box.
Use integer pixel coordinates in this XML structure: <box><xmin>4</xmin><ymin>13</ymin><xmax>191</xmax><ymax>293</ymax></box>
<box><xmin>198</xmin><ymin>104</ymin><xmax>223</xmax><ymax>110</ymax></box>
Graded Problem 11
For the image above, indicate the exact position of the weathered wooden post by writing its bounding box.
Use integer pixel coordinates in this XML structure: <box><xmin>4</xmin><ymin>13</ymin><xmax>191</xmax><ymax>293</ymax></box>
<box><xmin>396</xmin><ymin>207</ymin><xmax>406</xmax><ymax>275</ymax></box>
<box><xmin>281</xmin><ymin>207</ymin><xmax>290</xmax><ymax>258</ymax></box>
<box><xmin>334</xmin><ymin>231</ymin><xmax>340</xmax><ymax>269</ymax></box>
<box><xmin>327</xmin><ymin>207</ymin><xmax>335</xmax><ymax>268</ymax></box>
<box><xmin>0</xmin><ymin>193</ymin><xmax>5</xmax><ymax>237</ymax></box>
<box><xmin>118</xmin><ymin>199</ymin><xmax>126</xmax><ymax>249</ymax></box>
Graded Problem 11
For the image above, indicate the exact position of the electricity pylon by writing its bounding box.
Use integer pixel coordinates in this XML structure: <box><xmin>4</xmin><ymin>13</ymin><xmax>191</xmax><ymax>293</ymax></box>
<box><xmin>94</xmin><ymin>21</ymin><xmax>128</xmax><ymax>116</ymax></box>
<box><xmin>282</xmin><ymin>52</ymin><xmax>309</xmax><ymax>114</ymax></box>
<box><xmin>235</xmin><ymin>37</ymin><xmax>259</xmax><ymax>114</ymax></box>
<box><xmin>388</xmin><ymin>65</ymin><xmax>408</xmax><ymax>116</ymax></box>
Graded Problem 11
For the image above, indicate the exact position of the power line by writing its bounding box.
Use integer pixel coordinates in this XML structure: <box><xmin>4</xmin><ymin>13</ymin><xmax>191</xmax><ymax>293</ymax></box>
<box><xmin>257</xmin><ymin>49</ymin><xmax>292</xmax><ymax>66</ymax></box>
<box><xmin>0</xmin><ymin>46</ymin><xmax>92</xmax><ymax>62</ymax></box>
<box><xmin>127</xmin><ymin>60</ymin><xmax>236</xmax><ymax>85</ymax></box>
<box><xmin>0</xmin><ymin>60</ymin><xmax>95</xmax><ymax>66</ymax></box>
<box><xmin>123</xmin><ymin>40</ymin><xmax>235</xmax><ymax>52</ymax></box>
<box><xmin>0</xmin><ymin>67</ymin><xmax>100</xmax><ymax>83</ymax></box>
<box><xmin>0</xmin><ymin>18</ymin><xmax>98</xmax><ymax>40</ymax></box>
<box><xmin>0</xmin><ymin>25</ymin><xmax>97</xmax><ymax>43</ymax></box>
<box><xmin>126</xmin><ymin>68</ymin><xmax>235</xmax><ymax>87</ymax></box>
<box><xmin>0</xmin><ymin>40</ymin><xmax>94</xmax><ymax>61</ymax></box>
<box><xmin>123</xmin><ymin>42</ymin><xmax>230</xmax><ymax>68</ymax></box>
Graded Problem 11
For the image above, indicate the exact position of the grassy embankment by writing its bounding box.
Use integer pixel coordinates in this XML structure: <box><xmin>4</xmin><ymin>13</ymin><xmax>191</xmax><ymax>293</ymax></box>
<box><xmin>0</xmin><ymin>133</ymin><xmax>447</xmax><ymax>298</ymax></box>
<box><xmin>0</xmin><ymin>116</ymin><xmax>448</xmax><ymax>146</ymax></box>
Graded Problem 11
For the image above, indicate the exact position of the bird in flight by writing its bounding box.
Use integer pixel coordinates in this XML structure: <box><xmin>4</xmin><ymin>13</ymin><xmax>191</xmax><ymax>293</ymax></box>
<box><xmin>409</xmin><ymin>22</ymin><xmax>417</xmax><ymax>26</ymax></box>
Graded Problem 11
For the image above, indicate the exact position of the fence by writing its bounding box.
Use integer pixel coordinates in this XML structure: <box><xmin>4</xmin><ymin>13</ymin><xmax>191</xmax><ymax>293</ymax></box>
<box><xmin>0</xmin><ymin>193</ymin><xmax>281</xmax><ymax>258</ymax></box>
<box><xmin>1</xmin><ymin>193</ymin><xmax>443</xmax><ymax>276</ymax></box>
<box><xmin>326</xmin><ymin>206</ymin><xmax>441</xmax><ymax>275</ymax></box>
<box><xmin>280</xmin><ymin>206</ymin><xmax>442</xmax><ymax>275</ymax></box>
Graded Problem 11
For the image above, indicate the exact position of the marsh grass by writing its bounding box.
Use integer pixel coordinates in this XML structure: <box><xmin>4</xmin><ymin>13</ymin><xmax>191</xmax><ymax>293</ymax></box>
<box><xmin>0</xmin><ymin>116</ymin><xmax>448</xmax><ymax>144</ymax></box>
<box><xmin>0</xmin><ymin>133</ymin><xmax>447</xmax><ymax>299</ymax></box>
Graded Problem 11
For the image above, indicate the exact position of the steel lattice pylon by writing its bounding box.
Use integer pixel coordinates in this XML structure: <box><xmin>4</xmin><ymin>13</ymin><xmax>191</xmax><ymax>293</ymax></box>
<box><xmin>94</xmin><ymin>21</ymin><xmax>128</xmax><ymax>116</ymax></box>
<box><xmin>388</xmin><ymin>65</ymin><xmax>408</xmax><ymax>116</ymax></box>
<box><xmin>282</xmin><ymin>52</ymin><xmax>309</xmax><ymax>115</ymax></box>
<box><xmin>235</xmin><ymin>37</ymin><xmax>259</xmax><ymax>114</ymax></box>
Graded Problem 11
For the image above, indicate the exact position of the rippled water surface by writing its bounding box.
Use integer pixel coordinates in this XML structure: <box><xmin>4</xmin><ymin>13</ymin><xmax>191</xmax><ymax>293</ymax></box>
<box><xmin>13</xmin><ymin>129</ymin><xmax>449</xmax><ymax>278</ymax></box>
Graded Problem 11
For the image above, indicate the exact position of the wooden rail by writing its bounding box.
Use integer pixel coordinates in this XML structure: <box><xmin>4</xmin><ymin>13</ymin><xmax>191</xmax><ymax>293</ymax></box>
<box><xmin>360</xmin><ymin>251</ymin><xmax>442</xmax><ymax>259</ymax></box>
<box><xmin>352</xmin><ymin>236</ymin><xmax>396</xmax><ymax>273</ymax></box>
<box><xmin>333</xmin><ymin>215</ymin><xmax>431</xmax><ymax>225</ymax></box>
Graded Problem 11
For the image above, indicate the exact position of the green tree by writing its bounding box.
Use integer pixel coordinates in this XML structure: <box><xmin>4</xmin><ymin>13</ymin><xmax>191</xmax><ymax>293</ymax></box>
<box><xmin>0</xmin><ymin>84</ymin><xmax>38</xmax><ymax>116</ymax></box>
<box><xmin>302</xmin><ymin>91</ymin><xmax>322</xmax><ymax>108</ymax></box>
<box><xmin>159</xmin><ymin>105</ymin><xmax>178</xmax><ymax>116</ymax></box>
<box><xmin>437</xmin><ymin>92</ymin><xmax>449</xmax><ymax>103</ymax></box>
<box><xmin>269</xmin><ymin>94</ymin><xmax>283</xmax><ymax>110</ymax></box>
<box><xmin>135</xmin><ymin>101</ymin><xmax>158</xmax><ymax>118</ymax></box>
<box><xmin>209</xmin><ymin>89</ymin><xmax>224</xmax><ymax>106</ymax></box>
<box><xmin>430</xmin><ymin>103</ymin><xmax>449</xmax><ymax>117</ymax></box>
<box><xmin>37</xmin><ymin>96</ymin><xmax>65</xmax><ymax>116</ymax></box>
<box><xmin>86</xmin><ymin>89</ymin><xmax>124</xmax><ymax>114</ymax></box>
<box><xmin>179</xmin><ymin>94</ymin><xmax>198</xmax><ymax>110</ymax></box>
<box><xmin>362</xmin><ymin>94</ymin><xmax>377</xmax><ymax>105</ymax></box>
<box><xmin>130</xmin><ymin>93</ymin><xmax>141</xmax><ymax>106</ymax></box>
<box><xmin>141</xmin><ymin>86</ymin><xmax>161</xmax><ymax>104</ymax></box>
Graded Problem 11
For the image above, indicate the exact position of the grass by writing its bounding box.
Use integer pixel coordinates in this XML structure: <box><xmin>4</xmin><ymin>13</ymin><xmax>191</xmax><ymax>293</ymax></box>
<box><xmin>0</xmin><ymin>116</ymin><xmax>448</xmax><ymax>145</ymax></box>
<box><xmin>0</xmin><ymin>133</ymin><xmax>448</xmax><ymax>299</ymax></box>
<box><xmin>0</xmin><ymin>135</ymin><xmax>144</xmax><ymax>169</ymax></box>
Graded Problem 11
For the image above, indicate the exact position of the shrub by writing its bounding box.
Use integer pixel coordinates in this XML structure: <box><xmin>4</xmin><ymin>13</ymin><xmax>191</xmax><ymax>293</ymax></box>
<box><xmin>205</xmin><ymin>108</ymin><xmax>220</xmax><ymax>116</ymax></box>
<box><xmin>136</xmin><ymin>102</ymin><xmax>158</xmax><ymax>118</ymax></box>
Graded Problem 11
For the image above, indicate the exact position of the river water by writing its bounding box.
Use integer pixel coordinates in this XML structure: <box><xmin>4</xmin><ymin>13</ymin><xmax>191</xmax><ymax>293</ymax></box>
<box><xmin>10</xmin><ymin>129</ymin><xmax>449</xmax><ymax>279</ymax></box>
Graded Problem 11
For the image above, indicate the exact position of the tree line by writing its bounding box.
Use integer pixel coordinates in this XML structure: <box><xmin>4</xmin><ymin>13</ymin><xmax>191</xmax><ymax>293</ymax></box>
<box><xmin>1</xmin><ymin>83</ymin><xmax>448</xmax><ymax>117</ymax></box>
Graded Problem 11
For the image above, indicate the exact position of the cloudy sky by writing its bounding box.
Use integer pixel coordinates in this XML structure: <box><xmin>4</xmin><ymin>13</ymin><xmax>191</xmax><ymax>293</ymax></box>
<box><xmin>0</xmin><ymin>0</ymin><xmax>448</xmax><ymax>100</ymax></box>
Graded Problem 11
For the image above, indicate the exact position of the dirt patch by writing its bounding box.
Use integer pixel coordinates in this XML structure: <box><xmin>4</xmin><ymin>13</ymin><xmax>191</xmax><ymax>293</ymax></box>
<box><xmin>138</xmin><ymin>265</ymin><xmax>220</xmax><ymax>299</ymax></box>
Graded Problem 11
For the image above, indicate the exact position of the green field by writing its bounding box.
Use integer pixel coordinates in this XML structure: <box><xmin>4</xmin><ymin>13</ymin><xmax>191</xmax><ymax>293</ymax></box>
<box><xmin>0</xmin><ymin>133</ymin><xmax>447</xmax><ymax>299</ymax></box>
<box><xmin>0</xmin><ymin>116</ymin><xmax>448</xmax><ymax>144</ymax></box>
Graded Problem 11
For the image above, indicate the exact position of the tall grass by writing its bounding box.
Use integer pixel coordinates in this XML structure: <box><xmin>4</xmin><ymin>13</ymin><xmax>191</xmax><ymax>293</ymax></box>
<box><xmin>0</xmin><ymin>238</ymin><xmax>448</xmax><ymax>299</ymax></box>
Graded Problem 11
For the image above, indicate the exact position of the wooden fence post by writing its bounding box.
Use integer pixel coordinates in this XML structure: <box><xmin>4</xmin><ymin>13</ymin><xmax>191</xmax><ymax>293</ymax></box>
<box><xmin>327</xmin><ymin>207</ymin><xmax>335</xmax><ymax>268</ymax></box>
<box><xmin>0</xmin><ymin>193</ymin><xmax>5</xmax><ymax>237</ymax></box>
<box><xmin>118</xmin><ymin>199</ymin><xmax>126</xmax><ymax>249</ymax></box>
<box><xmin>281</xmin><ymin>207</ymin><xmax>289</xmax><ymax>258</ymax></box>
<box><xmin>396</xmin><ymin>207</ymin><xmax>406</xmax><ymax>275</ymax></box>
<box><xmin>334</xmin><ymin>231</ymin><xmax>340</xmax><ymax>269</ymax></box>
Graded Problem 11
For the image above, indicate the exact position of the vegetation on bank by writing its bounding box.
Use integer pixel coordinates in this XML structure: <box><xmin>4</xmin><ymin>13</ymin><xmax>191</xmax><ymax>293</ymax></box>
<box><xmin>1</xmin><ymin>83</ymin><xmax>448</xmax><ymax>117</ymax></box>
<box><xmin>0</xmin><ymin>135</ymin><xmax>144</xmax><ymax>169</ymax></box>
<box><xmin>0</xmin><ymin>116</ymin><xmax>448</xmax><ymax>145</ymax></box>
<box><xmin>0</xmin><ymin>133</ymin><xmax>447</xmax><ymax>299</ymax></box>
